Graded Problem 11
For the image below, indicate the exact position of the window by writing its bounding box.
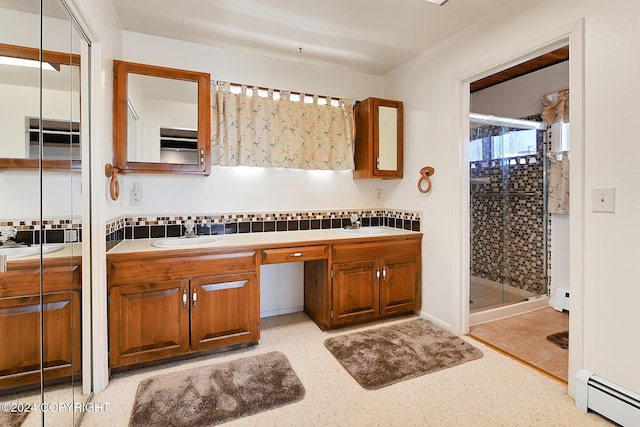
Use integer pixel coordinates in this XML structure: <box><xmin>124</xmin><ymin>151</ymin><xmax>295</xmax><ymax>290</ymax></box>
<box><xmin>493</xmin><ymin>129</ymin><xmax>537</xmax><ymax>159</ymax></box>
<box><xmin>469</xmin><ymin>129</ymin><xmax>537</xmax><ymax>162</ymax></box>
<box><xmin>27</xmin><ymin>117</ymin><xmax>80</xmax><ymax>160</ymax></box>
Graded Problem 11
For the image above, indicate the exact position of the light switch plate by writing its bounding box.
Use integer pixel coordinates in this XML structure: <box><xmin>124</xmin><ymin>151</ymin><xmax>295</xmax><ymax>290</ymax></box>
<box><xmin>592</xmin><ymin>188</ymin><xmax>615</xmax><ymax>213</ymax></box>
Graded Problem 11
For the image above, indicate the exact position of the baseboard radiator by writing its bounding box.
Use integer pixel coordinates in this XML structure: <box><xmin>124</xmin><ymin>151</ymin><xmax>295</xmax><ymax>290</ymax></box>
<box><xmin>576</xmin><ymin>369</ymin><xmax>640</xmax><ymax>426</ymax></box>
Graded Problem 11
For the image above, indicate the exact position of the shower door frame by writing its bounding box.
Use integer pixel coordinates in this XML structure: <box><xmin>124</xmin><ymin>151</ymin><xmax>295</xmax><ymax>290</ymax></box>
<box><xmin>468</xmin><ymin>113</ymin><xmax>549</xmax><ymax>314</ymax></box>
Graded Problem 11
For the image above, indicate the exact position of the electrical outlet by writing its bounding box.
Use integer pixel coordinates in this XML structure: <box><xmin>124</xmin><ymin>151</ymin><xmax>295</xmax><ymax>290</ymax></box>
<box><xmin>130</xmin><ymin>183</ymin><xmax>143</xmax><ymax>206</ymax></box>
<box><xmin>375</xmin><ymin>189</ymin><xmax>383</xmax><ymax>201</ymax></box>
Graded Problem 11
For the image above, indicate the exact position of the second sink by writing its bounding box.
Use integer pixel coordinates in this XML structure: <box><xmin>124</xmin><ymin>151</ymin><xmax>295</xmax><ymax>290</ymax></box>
<box><xmin>335</xmin><ymin>227</ymin><xmax>389</xmax><ymax>236</ymax></box>
<box><xmin>0</xmin><ymin>243</ymin><xmax>65</xmax><ymax>260</ymax></box>
<box><xmin>152</xmin><ymin>236</ymin><xmax>224</xmax><ymax>249</ymax></box>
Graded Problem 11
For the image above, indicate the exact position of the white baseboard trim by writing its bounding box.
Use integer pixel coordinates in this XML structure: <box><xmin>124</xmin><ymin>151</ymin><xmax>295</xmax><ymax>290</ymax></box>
<box><xmin>260</xmin><ymin>306</ymin><xmax>304</xmax><ymax>319</ymax></box>
<box><xmin>418</xmin><ymin>310</ymin><xmax>452</xmax><ymax>332</ymax></box>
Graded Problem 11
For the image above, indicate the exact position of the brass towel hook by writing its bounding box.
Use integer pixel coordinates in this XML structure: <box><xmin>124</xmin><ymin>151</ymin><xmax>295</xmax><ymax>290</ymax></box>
<box><xmin>418</xmin><ymin>166</ymin><xmax>435</xmax><ymax>193</ymax></box>
<box><xmin>105</xmin><ymin>163</ymin><xmax>121</xmax><ymax>201</ymax></box>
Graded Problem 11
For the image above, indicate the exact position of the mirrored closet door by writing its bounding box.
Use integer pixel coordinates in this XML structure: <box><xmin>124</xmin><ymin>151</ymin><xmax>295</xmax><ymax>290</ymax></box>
<box><xmin>0</xmin><ymin>1</ymin><xmax>91</xmax><ymax>425</ymax></box>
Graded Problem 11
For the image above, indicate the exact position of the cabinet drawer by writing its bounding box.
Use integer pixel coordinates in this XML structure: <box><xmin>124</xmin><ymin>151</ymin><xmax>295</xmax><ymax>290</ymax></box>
<box><xmin>0</xmin><ymin>265</ymin><xmax>81</xmax><ymax>298</ymax></box>
<box><xmin>108</xmin><ymin>251</ymin><xmax>257</xmax><ymax>285</ymax></box>
<box><xmin>262</xmin><ymin>245</ymin><xmax>328</xmax><ymax>264</ymax></box>
<box><xmin>333</xmin><ymin>239</ymin><xmax>420</xmax><ymax>263</ymax></box>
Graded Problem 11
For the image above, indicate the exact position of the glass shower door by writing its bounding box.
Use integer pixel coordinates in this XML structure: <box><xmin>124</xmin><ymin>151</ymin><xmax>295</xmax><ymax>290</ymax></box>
<box><xmin>469</xmin><ymin>115</ymin><xmax>547</xmax><ymax>312</ymax></box>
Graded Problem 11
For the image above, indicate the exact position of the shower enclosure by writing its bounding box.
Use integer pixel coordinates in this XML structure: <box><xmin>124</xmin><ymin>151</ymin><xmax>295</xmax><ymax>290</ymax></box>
<box><xmin>468</xmin><ymin>113</ymin><xmax>548</xmax><ymax>313</ymax></box>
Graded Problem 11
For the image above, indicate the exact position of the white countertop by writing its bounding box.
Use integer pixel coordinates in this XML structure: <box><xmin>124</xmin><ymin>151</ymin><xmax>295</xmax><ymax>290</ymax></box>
<box><xmin>107</xmin><ymin>227</ymin><xmax>421</xmax><ymax>255</ymax></box>
<box><xmin>4</xmin><ymin>242</ymin><xmax>83</xmax><ymax>262</ymax></box>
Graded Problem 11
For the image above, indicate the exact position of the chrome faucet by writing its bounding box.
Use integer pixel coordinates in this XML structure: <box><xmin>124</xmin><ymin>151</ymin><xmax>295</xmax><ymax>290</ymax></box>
<box><xmin>346</xmin><ymin>214</ymin><xmax>361</xmax><ymax>229</ymax></box>
<box><xmin>183</xmin><ymin>220</ymin><xmax>197</xmax><ymax>238</ymax></box>
<box><xmin>0</xmin><ymin>226</ymin><xmax>21</xmax><ymax>246</ymax></box>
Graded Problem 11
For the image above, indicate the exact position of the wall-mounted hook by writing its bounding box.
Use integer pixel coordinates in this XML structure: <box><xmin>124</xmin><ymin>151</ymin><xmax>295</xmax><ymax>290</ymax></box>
<box><xmin>105</xmin><ymin>163</ymin><xmax>121</xmax><ymax>201</ymax></box>
<box><xmin>418</xmin><ymin>166</ymin><xmax>435</xmax><ymax>193</ymax></box>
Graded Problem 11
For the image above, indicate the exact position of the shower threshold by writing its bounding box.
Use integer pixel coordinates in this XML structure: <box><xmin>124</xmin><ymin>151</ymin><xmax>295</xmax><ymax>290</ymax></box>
<box><xmin>470</xmin><ymin>296</ymin><xmax>550</xmax><ymax>326</ymax></box>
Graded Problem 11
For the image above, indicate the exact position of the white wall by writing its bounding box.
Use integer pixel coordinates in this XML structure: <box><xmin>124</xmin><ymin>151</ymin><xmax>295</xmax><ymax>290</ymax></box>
<box><xmin>385</xmin><ymin>0</ymin><xmax>640</xmax><ymax>396</ymax></box>
<box><xmin>110</xmin><ymin>32</ymin><xmax>391</xmax><ymax>317</ymax></box>
<box><xmin>113</xmin><ymin>31</ymin><xmax>389</xmax><ymax>217</ymax></box>
<box><xmin>471</xmin><ymin>61</ymin><xmax>569</xmax><ymax>118</ymax></box>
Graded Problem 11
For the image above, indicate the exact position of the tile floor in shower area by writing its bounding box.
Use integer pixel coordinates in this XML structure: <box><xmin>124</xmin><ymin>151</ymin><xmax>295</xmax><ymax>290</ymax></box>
<box><xmin>469</xmin><ymin>306</ymin><xmax>569</xmax><ymax>383</ymax></box>
<box><xmin>469</xmin><ymin>275</ymin><xmax>537</xmax><ymax>312</ymax></box>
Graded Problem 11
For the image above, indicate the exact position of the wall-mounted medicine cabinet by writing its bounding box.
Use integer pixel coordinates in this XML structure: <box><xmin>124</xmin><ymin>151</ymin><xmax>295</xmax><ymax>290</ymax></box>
<box><xmin>112</xmin><ymin>60</ymin><xmax>211</xmax><ymax>175</ymax></box>
<box><xmin>353</xmin><ymin>97</ymin><xmax>403</xmax><ymax>179</ymax></box>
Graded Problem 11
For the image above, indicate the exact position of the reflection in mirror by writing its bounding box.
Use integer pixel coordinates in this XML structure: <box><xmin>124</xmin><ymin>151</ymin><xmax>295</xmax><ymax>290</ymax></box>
<box><xmin>0</xmin><ymin>0</ymin><xmax>90</xmax><ymax>425</ymax></box>
<box><xmin>378</xmin><ymin>105</ymin><xmax>398</xmax><ymax>171</ymax></box>
<box><xmin>127</xmin><ymin>73</ymin><xmax>198</xmax><ymax>164</ymax></box>
<box><xmin>0</xmin><ymin>43</ymin><xmax>80</xmax><ymax>168</ymax></box>
<box><xmin>113</xmin><ymin>60</ymin><xmax>211</xmax><ymax>174</ymax></box>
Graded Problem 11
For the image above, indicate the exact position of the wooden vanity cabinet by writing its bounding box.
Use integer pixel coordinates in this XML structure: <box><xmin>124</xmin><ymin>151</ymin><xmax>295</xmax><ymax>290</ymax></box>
<box><xmin>353</xmin><ymin>97</ymin><xmax>403</xmax><ymax>179</ymax></box>
<box><xmin>107</xmin><ymin>250</ymin><xmax>259</xmax><ymax>369</ymax></box>
<box><xmin>0</xmin><ymin>260</ymin><xmax>81</xmax><ymax>390</ymax></box>
<box><xmin>329</xmin><ymin>239</ymin><xmax>420</xmax><ymax>327</ymax></box>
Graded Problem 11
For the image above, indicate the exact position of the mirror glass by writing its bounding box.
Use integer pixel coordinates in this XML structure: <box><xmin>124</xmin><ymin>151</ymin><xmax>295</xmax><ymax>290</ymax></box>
<box><xmin>114</xmin><ymin>61</ymin><xmax>210</xmax><ymax>174</ymax></box>
<box><xmin>0</xmin><ymin>43</ymin><xmax>80</xmax><ymax>167</ymax></box>
<box><xmin>378</xmin><ymin>105</ymin><xmax>398</xmax><ymax>171</ymax></box>
<box><xmin>0</xmin><ymin>0</ymin><xmax>90</xmax><ymax>424</ymax></box>
<box><xmin>127</xmin><ymin>73</ymin><xmax>198</xmax><ymax>164</ymax></box>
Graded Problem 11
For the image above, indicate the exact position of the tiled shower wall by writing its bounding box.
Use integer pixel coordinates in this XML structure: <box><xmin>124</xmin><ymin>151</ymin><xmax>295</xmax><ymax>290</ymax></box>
<box><xmin>470</xmin><ymin>122</ymin><xmax>546</xmax><ymax>296</ymax></box>
<box><xmin>105</xmin><ymin>209</ymin><xmax>421</xmax><ymax>251</ymax></box>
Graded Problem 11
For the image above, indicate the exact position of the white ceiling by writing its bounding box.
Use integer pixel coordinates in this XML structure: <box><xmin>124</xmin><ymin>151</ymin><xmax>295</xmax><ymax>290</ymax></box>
<box><xmin>110</xmin><ymin>0</ymin><xmax>513</xmax><ymax>75</ymax></box>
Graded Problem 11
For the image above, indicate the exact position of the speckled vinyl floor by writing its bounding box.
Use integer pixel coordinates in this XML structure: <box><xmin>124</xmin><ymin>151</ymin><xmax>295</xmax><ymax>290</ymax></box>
<box><xmin>78</xmin><ymin>311</ymin><xmax>609</xmax><ymax>427</ymax></box>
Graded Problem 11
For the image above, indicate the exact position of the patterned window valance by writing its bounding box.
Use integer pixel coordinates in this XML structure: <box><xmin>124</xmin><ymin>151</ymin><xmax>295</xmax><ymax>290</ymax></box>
<box><xmin>211</xmin><ymin>81</ymin><xmax>355</xmax><ymax>170</ymax></box>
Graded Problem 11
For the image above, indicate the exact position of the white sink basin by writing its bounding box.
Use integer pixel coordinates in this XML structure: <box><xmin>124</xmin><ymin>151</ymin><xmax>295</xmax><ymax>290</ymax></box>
<box><xmin>335</xmin><ymin>227</ymin><xmax>389</xmax><ymax>236</ymax></box>
<box><xmin>0</xmin><ymin>243</ymin><xmax>65</xmax><ymax>259</ymax></box>
<box><xmin>152</xmin><ymin>236</ymin><xmax>224</xmax><ymax>249</ymax></box>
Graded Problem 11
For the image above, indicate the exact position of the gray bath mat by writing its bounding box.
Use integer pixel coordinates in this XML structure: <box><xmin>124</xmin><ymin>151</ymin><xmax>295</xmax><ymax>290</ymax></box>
<box><xmin>324</xmin><ymin>318</ymin><xmax>483</xmax><ymax>390</ymax></box>
<box><xmin>129</xmin><ymin>351</ymin><xmax>305</xmax><ymax>426</ymax></box>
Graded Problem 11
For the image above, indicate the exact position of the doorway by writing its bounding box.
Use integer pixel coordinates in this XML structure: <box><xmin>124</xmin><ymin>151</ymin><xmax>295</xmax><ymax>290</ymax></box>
<box><xmin>462</xmin><ymin>42</ymin><xmax>572</xmax><ymax>382</ymax></box>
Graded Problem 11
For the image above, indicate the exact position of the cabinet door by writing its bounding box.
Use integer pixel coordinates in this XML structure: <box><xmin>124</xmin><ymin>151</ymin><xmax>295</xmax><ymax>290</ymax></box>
<box><xmin>353</xmin><ymin>97</ymin><xmax>403</xmax><ymax>179</ymax></box>
<box><xmin>190</xmin><ymin>273</ymin><xmax>258</xmax><ymax>351</ymax></box>
<box><xmin>0</xmin><ymin>291</ymin><xmax>81</xmax><ymax>390</ymax></box>
<box><xmin>373</xmin><ymin>99</ymin><xmax>403</xmax><ymax>178</ymax></box>
<box><xmin>379</xmin><ymin>255</ymin><xmax>419</xmax><ymax>315</ymax></box>
<box><xmin>332</xmin><ymin>260</ymin><xmax>379</xmax><ymax>325</ymax></box>
<box><xmin>109</xmin><ymin>280</ymin><xmax>189</xmax><ymax>368</ymax></box>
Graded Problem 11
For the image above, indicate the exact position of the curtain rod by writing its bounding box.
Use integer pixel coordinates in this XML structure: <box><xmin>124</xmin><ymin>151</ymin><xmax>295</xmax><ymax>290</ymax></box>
<box><xmin>469</xmin><ymin>112</ymin><xmax>547</xmax><ymax>130</ymax></box>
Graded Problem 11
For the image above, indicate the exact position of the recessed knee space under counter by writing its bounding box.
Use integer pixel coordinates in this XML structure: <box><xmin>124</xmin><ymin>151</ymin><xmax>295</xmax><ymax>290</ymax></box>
<box><xmin>106</xmin><ymin>227</ymin><xmax>422</xmax><ymax>369</ymax></box>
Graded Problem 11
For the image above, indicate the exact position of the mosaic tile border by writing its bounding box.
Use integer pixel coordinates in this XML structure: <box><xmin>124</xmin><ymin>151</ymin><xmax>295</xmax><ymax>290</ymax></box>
<box><xmin>0</xmin><ymin>218</ymin><xmax>82</xmax><ymax>245</ymax></box>
<box><xmin>105</xmin><ymin>209</ymin><xmax>421</xmax><ymax>251</ymax></box>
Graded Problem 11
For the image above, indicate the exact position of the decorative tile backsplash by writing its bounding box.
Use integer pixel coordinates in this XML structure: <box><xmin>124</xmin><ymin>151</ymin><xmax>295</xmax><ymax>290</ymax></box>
<box><xmin>106</xmin><ymin>209</ymin><xmax>421</xmax><ymax>251</ymax></box>
<box><xmin>0</xmin><ymin>218</ymin><xmax>82</xmax><ymax>245</ymax></box>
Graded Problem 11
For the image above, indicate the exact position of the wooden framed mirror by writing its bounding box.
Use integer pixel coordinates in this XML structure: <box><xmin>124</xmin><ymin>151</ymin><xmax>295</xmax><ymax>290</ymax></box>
<box><xmin>112</xmin><ymin>60</ymin><xmax>211</xmax><ymax>175</ymax></box>
<box><xmin>0</xmin><ymin>43</ymin><xmax>80</xmax><ymax>170</ymax></box>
